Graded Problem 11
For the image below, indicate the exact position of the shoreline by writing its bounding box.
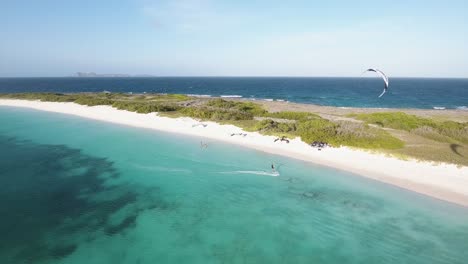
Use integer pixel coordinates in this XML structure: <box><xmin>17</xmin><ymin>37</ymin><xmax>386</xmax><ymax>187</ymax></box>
<box><xmin>1</xmin><ymin>99</ymin><xmax>468</xmax><ymax>206</ymax></box>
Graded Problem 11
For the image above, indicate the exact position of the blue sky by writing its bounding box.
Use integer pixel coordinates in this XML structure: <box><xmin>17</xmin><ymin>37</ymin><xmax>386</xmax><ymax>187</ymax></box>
<box><xmin>1</xmin><ymin>0</ymin><xmax>467</xmax><ymax>77</ymax></box>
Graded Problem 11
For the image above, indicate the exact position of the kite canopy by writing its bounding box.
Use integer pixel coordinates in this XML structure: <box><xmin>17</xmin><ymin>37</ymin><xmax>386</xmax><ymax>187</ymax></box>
<box><xmin>364</xmin><ymin>68</ymin><xmax>389</xmax><ymax>98</ymax></box>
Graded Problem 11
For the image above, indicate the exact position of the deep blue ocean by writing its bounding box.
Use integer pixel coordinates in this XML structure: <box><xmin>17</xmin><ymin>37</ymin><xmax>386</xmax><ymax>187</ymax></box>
<box><xmin>0</xmin><ymin>77</ymin><xmax>467</xmax><ymax>109</ymax></box>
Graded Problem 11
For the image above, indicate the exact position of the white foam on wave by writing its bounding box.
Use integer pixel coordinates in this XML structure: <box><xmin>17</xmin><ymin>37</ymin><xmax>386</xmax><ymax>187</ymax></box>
<box><xmin>456</xmin><ymin>106</ymin><xmax>468</xmax><ymax>110</ymax></box>
<box><xmin>220</xmin><ymin>95</ymin><xmax>242</xmax><ymax>98</ymax></box>
<box><xmin>433</xmin><ymin>106</ymin><xmax>446</xmax><ymax>110</ymax></box>
<box><xmin>263</xmin><ymin>99</ymin><xmax>274</xmax><ymax>102</ymax></box>
<box><xmin>220</xmin><ymin>170</ymin><xmax>280</xmax><ymax>177</ymax></box>
<box><xmin>187</xmin><ymin>94</ymin><xmax>212</xmax><ymax>98</ymax></box>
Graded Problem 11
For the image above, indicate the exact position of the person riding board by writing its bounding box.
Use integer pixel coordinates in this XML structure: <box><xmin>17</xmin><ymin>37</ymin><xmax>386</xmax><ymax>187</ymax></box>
<box><xmin>200</xmin><ymin>141</ymin><xmax>208</xmax><ymax>149</ymax></box>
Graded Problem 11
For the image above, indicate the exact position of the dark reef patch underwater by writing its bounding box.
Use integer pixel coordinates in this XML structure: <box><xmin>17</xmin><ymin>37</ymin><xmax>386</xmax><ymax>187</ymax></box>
<box><xmin>0</xmin><ymin>136</ymin><xmax>169</xmax><ymax>263</ymax></box>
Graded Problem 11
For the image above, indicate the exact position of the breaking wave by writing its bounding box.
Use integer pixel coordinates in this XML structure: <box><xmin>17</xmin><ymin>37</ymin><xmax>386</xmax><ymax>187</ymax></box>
<box><xmin>220</xmin><ymin>95</ymin><xmax>242</xmax><ymax>98</ymax></box>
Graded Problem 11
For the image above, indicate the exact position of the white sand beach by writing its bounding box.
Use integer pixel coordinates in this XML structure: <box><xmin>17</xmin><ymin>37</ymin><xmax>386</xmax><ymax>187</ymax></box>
<box><xmin>2</xmin><ymin>99</ymin><xmax>468</xmax><ymax>206</ymax></box>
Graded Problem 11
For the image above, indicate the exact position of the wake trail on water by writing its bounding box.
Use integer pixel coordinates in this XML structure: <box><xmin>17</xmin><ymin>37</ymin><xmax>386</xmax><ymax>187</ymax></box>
<box><xmin>219</xmin><ymin>170</ymin><xmax>280</xmax><ymax>177</ymax></box>
<box><xmin>131</xmin><ymin>163</ymin><xmax>193</xmax><ymax>174</ymax></box>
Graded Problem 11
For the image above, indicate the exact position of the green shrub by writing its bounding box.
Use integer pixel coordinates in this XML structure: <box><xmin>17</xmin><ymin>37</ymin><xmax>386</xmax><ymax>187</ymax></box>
<box><xmin>161</xmin><ymin>94</ymin><xmax>190</xmax><ymax>101</ymax></box>
<box><xmin>0</xmin><ymin>93</ymin><xmax>78</xmax><ymax>102</ymax></box>
<box><xmin>180</xmin><ymin>107</ymin><xmax>213</xmax><ymax>120</ymax></box>
<box><xmin>112</xmin><ymin>101</ymin><xmax>179</xmax><ymax>113</ymax></box>
<box><xmin>294</xmin><ymin>119</ymin><xmax>403</xmax><ymax>149</ymax></box>
<box><xmin>411</xmin><ymin>126</ymin><xmax>453</xmax><ymax>142</ymax></box>
<box><xmin>101</xmin><ymin>93</ymin><xmax>131</xmax><ymax>99</ymax></box>
<box><xmin>297</xmin><ymin>119</ymin><xmax>337</xmax><ymax>143</ymax></box>
<box><xmin>253</xmin><ymin>119</ymin><xmax>297</xmax><ymax>134</ymax></box>
<box><xmin>74</xmin><ymin>97</ymin><xmax>114</xmax><ymax>106</ymax></box>
<box><xmin>206</xmin><ymin>98</ymin><xmax>238</xmax><ymax>108</ymax></box>
<box><xmin>206</xmin><ymin>99</ymin><xmax>266</xmax><ymax>116</ymax></box>
<box><xmin>437</xmin><ymin>121</ymin><xmax>468</xmax><ymax>143</ymax></box>
<box><xmin>180</xmin><ymin>107</ymin><xmax>253</xmax><ymax>121</ymax></box>
<box><xmin>333</xmin><ymin>121</ymin><xmax>404</xmax><ymax>149</ymax></box>
<box><xmin>352</xmin><ymin>112</ymin><xmax>434</xmax><ymax>131</ymax></box>
<box><xmin>263</xmin><ymin>111</ymin><xmax>320</xmax><ymax>120</ymax></box>
<box><xmin>353</xmin><ymin>112</ymin><xmax>468</xmax><ymax>143</ymax></box>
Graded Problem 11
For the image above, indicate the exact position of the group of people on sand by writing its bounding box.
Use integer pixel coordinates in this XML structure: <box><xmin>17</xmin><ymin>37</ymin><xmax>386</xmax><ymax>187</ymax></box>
<box><xmin>310</xmin><ymin>141</ymin><xmax>328</xmax><ymax>151</ymax></box>
<box><xmin>231</xmin><ymin>133</ymin><xmax>247</xmax><ymax>137</ymax></box>
<box><xmin>274</xmin><ymin>136</ymin><xmax>290</xmax><ymax>143</ymax></box>
<box><xmin>192</xmin><ymin>123</ymin><xmax>208</xmax><ymax>128</ymax></box>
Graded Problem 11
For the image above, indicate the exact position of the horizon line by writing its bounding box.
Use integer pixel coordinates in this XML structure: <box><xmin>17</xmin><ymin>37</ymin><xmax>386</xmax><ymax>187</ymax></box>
<box><xmin>1</xmin><ymin>75</ymin><xmax>468</xmax><ymax>79</ymax></box>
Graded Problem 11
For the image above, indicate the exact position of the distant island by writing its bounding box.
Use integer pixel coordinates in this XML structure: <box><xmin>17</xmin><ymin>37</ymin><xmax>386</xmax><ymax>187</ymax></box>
<box><xmin>74</xmin><ymin>72</ymin><xmax>154</xmax><ymax>77</ymax></box>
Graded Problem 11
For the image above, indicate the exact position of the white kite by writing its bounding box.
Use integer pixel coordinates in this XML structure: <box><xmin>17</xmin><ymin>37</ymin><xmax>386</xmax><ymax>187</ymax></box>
<box><xmin>364</xmin><ymin>68</ymin><xmax>389</xmax><ymax>98</ymax></box>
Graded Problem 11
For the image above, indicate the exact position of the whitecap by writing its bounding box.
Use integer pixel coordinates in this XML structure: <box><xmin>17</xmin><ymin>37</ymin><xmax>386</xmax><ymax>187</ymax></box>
<box><xmin>456</xmin><ymin>106</ymin><xmax>468</xmax><ymax>110</ymax></box>
<box><xmin>433</xmin><ymin>106</ymin><xmax>446</xmax><ymax>110</ymax></box>
<box><xmin>220</xmin><ymin>95</ymin><xmax>242</xmax><ymax>98</ymax></box>
<box><xmin>187</xmin><ymin>94</ymin><xmax>212</xmax><ymax>98</ymax></box>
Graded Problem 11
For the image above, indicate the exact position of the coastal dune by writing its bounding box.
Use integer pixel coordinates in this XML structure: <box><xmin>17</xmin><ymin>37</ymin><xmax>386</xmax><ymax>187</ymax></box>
<box><xmin>1</xmin><ymin>99</ymin><xmax>468</xmax><ymax>206</ymax></box>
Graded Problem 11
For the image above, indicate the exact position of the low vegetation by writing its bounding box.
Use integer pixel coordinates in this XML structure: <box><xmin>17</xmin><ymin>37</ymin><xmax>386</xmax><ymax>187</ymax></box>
<box><xmin>351</xmin><ymin>112</ymin><xmax>468</xmax><ymax>144</ymax></box>
<box><xmin>350</xmin><ymin>112</ymin><xmax>433</xmax><ymax>130</ymax></box>
<box><xmin>112</xmin><ymin>101</ymin><xmax>180</xmax><ymax>113</ymax></box>
<box><xmin>4</xmin><ymin>92</ymin><xmax>467</xmax><ymax>165</ymax></box>
<box><xmin>263</xmin><ymin>111</ymin><xmax>321</xmax><ymax>121</ymax></box>
<box><xmin>206</xmin><ymin>98</ymin><xmax>266</xmax><ymax>116</ymax></box>
<box><xmin>180</xmin><ymin>107</ymin><xmax>253</xmax><ymax>120</ymax></box>
<box><xmin>74</xmin><ymin>97</ymin><xmax>114</xmax><ymax>106</ymax></box>
<box><xmin>0</xmin><ymin>92</ymin><xmax>80</xmax><ymax>102</ymax></box>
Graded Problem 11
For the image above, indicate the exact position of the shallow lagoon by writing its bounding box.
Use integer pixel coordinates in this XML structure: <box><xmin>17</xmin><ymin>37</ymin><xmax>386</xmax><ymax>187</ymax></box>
<box><xmin>1</xmin><ymin>106</ymin><xmax>468</xmax><ymax>264</ymax></box>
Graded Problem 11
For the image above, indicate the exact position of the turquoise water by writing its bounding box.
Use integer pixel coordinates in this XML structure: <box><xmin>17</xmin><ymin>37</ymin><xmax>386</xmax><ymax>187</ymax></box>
<box><xmin>1</xmin><ymin>106</ymin><xmax>468</xmax><ymax>264</ymax></box>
